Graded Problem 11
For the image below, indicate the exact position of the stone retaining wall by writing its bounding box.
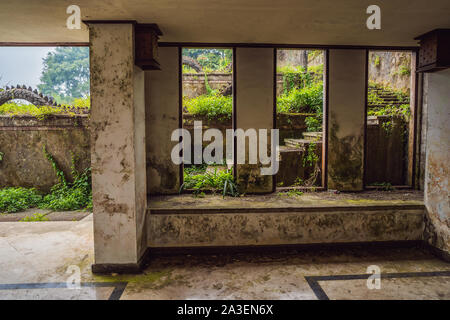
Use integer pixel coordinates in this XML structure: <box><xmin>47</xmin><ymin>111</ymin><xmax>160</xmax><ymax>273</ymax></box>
<box><xmin>182</xmin><ymin>73</ymin><xmax>321</xmax><ymax>98</ymax></box>
<box><xmin>0</xmin><ymin>115</ymin><xmax>90</xmax><ymax>192</ymax></box>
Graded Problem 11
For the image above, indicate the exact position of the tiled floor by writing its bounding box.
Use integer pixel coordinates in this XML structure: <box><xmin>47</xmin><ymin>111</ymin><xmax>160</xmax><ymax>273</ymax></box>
<box><xmin>0</xmin><ymin>214</ymin><xmax>448</xmax><ymax>300</ymax></box>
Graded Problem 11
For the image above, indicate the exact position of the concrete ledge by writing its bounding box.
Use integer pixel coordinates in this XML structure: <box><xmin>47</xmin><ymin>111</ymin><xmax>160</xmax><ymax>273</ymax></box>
<box><xmin>147</xmin><ymin>205</ymin><xmax>425</xmax><ymax>248</ymax></box>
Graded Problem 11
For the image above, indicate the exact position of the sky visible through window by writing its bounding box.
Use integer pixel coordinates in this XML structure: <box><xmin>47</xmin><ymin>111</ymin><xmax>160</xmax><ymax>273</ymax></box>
<box><xmin>0</xmin><ymin>47</ymin><xmax>54</xmax><ymax>89</ymax></box>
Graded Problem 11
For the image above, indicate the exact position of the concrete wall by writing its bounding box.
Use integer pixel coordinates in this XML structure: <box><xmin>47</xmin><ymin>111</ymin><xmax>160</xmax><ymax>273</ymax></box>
<box><xmin>146</xmin><ymin>47</ymin><xmax>180</xmax><ymax>194</ymax></box>
<box><xmin>0</xmin><ymin>115</ymin><xmax>90</xmax><ymax>192</ymax></box>
<box><xmin>235</xmin><ymin>48</ymin><xmax>274</xmax><ymax>193</ymax></box>
<box><xmin>147</xmin><ymin>207</ymin><xmax>424</xmax><ymax>248</ymax></box>
<box><xmin>89</xmin><ymin>23</ymin><xmax>147</xmax><ymax>268</ymax></box>
<box><xmin>327</xmin><ymin>49</ymin><xmax>366</xmax><ymax>191</ymax></box>
<box><xmin>423</xmin><ymin>69</ymin><xmax>450</xmax><ymax>256</ymax></box>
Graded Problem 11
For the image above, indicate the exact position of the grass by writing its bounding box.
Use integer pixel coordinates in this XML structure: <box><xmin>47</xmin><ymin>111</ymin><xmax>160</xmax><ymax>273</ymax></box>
<box><xmin>20</xmin><ymin>213</ymin><xmax>49</xmax><ymax>222</ymax></box>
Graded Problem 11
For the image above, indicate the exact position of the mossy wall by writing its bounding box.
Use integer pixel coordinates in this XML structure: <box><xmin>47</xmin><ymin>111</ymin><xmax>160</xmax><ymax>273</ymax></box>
<box><xmin>0</xmin><ymin>115</ymin><xmax>90</xmax><ymax>192</ymax></box>
<box><xmin>146</xmin><ymin>47</ymin><xmax>181</xmax><ymax>195</ymax></box>
<box><xmin>327</xmin><ymin>49</ymin><xmax>366</xmax><ymax>191</ymax></box>
<box><xmin>235</xmin><ymin>48</ymin><xmax>274</xmax><ymax>193</ymax></box>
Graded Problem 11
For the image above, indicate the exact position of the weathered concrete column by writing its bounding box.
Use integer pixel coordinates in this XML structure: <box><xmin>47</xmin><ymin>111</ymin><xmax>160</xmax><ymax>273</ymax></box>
<box><xmin>88</xmin><ymin>22</ymin><xmax>147</xmax><ymax>272</ymax></box>
<box><xmin>423</xmin><ymin>69</ymin><xmax>450</xmax><ymax>258</ymax></box>
<box><xmin>145</xmin><ymin>47</ymin><xmax>180</xmax><ymax>194</ymax></box>
<box><xmin>327</xmin><ymin>49</ymin><xmax>367</xmax><ymax>191</ymax></box>
<box><xmin>235</xmin><ymin>48</ymin><xmax>274</xmax><ymax>193</ymax></box>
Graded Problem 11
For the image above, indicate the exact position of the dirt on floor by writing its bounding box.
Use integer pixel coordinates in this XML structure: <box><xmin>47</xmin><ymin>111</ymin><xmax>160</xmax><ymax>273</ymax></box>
<box><xmin>149</xmin><ymin>190</ymin><xmax>424</xmax><ymax>209</ymax></box>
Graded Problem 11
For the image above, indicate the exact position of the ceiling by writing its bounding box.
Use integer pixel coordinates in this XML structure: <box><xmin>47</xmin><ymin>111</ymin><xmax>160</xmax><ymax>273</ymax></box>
<box><xmin>1</xmin><ymin>0</ymin><xmax>449</xmax><ymax>46</ymax></box>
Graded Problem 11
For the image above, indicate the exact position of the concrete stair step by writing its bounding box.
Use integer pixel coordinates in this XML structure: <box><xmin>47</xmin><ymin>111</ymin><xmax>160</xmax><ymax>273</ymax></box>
<box><xmin>284</xmin><ymin>138</ymin><xmax>309</xmax><ymax>148</ymax></box>
<box><xmin>284</xmin><ymin>138</ymin><xmax>323</xmax><ymax>149</ymax></box>
<box><xmin>302</xmin><ymin>132</ymin><xmax>323</xmax><ymax>140</ymax></box>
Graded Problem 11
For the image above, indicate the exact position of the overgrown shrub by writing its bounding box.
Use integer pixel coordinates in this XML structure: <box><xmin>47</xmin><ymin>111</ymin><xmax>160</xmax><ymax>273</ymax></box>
<box><xmin>184</xmin><ymin>94</ymin><xmax>232</xmax><ymax>120</ymax></box>
<box><xmin>63</xmin><ymin>96</ymin><xmax>90</xmax><ymax>110</ymax></box>
<box><xmin>0</xmin><ymin>102</ymin><xmax>65</xmax><ymax>119</ymax></box>
<box><xmin>305</xmin><ymin>115</ymin><xmax>322</xmax><ymax>132</ymax></box>
<box><xmin>277</xmin><ymin>83</ymin><xmax>323</xmax><ymax>113</ymax></box>
<box><xmin>0</xmin><ymin>97</ymin><xmax>90</xmax><ymax>118</ymax></box>
<box><xmin>0</xmin><ymin>187</ymin><xmax>42</xmax><ymax>213</ymax></box>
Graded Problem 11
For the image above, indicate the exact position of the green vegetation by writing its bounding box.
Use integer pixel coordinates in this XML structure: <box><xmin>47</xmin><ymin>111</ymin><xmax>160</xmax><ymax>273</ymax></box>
<box><xmin>183</xmin><ymin>94</ymin><xmax>232</xmax><ymax>120</ymax></box>
<box><xmin>276</xmin><ymin>61</ymin><xmax>323</xmax><ymax>138</ymax></box>
<box><xmin>20</xmin><ymin>213</ymin><xmax>49</xmax><ymax>222</ymax></box>
<box><xmin>373</xmin><ymin>54</ymin><xmax>380</xmax><ymax>67</ymax></box>
<box><xmin>367</xmin><ymin>91</ymin><xmax>384</xmax><ymax>106</ymax></box>
<box><xmin>368</xmin><ymin>182</ymin><xmax>395</xmax><ymax>191</ymax></box>
<box><xmin>181</xmin><ymin>166</ymin><xmax>239</xmax><ymax>197</ymax></box>
<box><xmin>0</xmin><ymin>187</ymin><xmax>42</xmax><ymax>213</ymax></box>
<box><xmin>182</xmin><ymin>48</ymin><xmax>232</xmax><ymax>73</ymax></box>
<box><xmin>40</xmin><ymin>146</ymin><xmax>92</xmax><ymax>211</ymax></box>
<box><xmin>277</xmin><ymin>83</ymin><xmax>323</xmax><ymax>114</ymax></box>
<box><xmin>0</xmin><ymin>148</ymin><xmax>92</xmax><ymax>214</ymax></box>
<box><xmin>38</xmin><ymin>47</ymin><xmax>90</xmax><ymax>104</ymax></box>
<box><xmin>278</xmin><ymin>190</ymin><xmax>303</xmax><ymax>197</ymax></box>
<box><xmin>303</xmin><ymin>143</ymin><xmax>319</xmax><ymax>167</ymax></box>
<box><xmin>307</xmin><ymin>50</ymin><xmax>322</xmax><ymax>62</ymax></box>
<box><xmin>276</xmin><ymin>55</ymin><xmax>324</xmax><ymax>188</ymax></box>
<box><xmin>182</xmin><ymin>48</ymin><xmax>233</xmax><ymax>120</ymax></box>
<box><xmin>0</xmin><ymin>101</ymin><xmax>65</xmax><ymax>119</ymax></box>
<box><xmin>0</xmin><ymin>97</ymin><xmax>90</xmax><ymax>118</ymax></box>
<box><xmin>367</xmin><ymin>83</ymin><xmax>410</xmax><ymax>119</ymax></box>
<box><xmin>305</xmin><ymin>115</ymin><xmax>322</xmax><ymax>132</ymax></box>
<box><xmin>368</xmin><ymin>104</ymin><xmax>410</xmax><ymax>118</ymax></box>
<box><xmin>277</xmin><ymin>64</ymin><xmax>323</xmax><ymax>94</ymax></box>
<box><xmin>394</xmin><ymin>65</ymin><xmax>411</xmax><ymax>77</ymax></box>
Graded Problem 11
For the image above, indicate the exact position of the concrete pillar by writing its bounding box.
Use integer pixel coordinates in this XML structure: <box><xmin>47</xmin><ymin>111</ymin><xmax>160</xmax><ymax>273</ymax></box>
<box><xmin>145</xmin><ymin>47</ymin><xmax>180</xmax><ymax>194</ymax></box>
<box><xmin>88</xmin><ymin>22</ymin><xmax>147</xmax><ymax>272</ymax></box>
<box><xmin>235</xmin><ymin>48</ymin><xmax>274</xmax><ymax>193</ymax></box>
<box><xmin>423</xmin><ymin>69</ymin><xmax>450</xmax><ymax>258</ymax></box>
<box><xmin>327</xmin><ymin>49</ymin><xmax>367</xmax><ymax>191</ymax></box>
